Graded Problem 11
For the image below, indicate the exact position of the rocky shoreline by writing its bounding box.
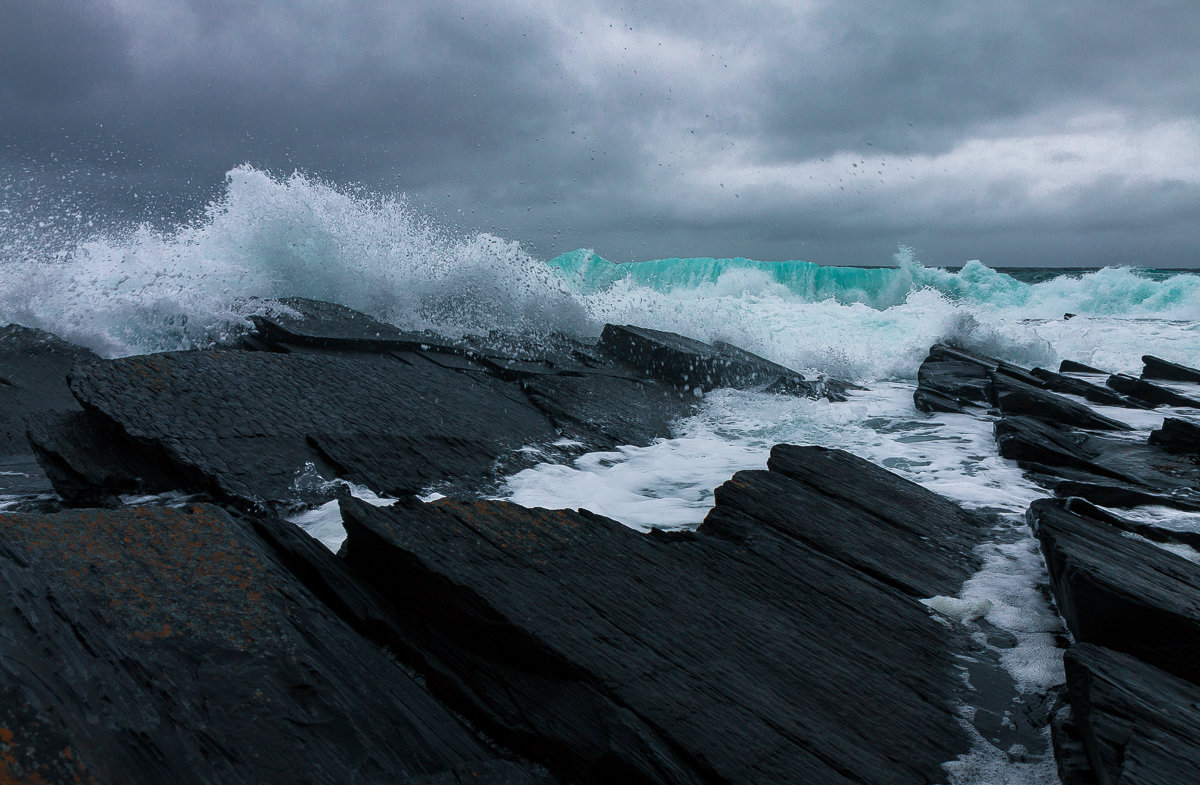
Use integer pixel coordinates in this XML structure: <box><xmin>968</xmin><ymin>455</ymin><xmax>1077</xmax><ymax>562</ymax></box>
<box><xmin>0</xmin><ymin>299</ymin><xmax>1196</xmax><ymax>783</ymax></box>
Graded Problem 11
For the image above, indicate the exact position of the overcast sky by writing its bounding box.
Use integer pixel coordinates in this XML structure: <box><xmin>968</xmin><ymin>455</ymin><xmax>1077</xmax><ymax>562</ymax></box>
<box><xmin>3</xmin><ymin>0</ymin><xmax>1199</xmax><ymax>267</ymax></box>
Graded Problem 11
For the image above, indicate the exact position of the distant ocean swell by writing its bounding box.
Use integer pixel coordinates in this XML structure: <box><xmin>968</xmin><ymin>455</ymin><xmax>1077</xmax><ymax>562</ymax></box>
<box><xmin>1</xmin><ymin>165</ymin><xmax>1197</xmax><ymax>380</ymax></box>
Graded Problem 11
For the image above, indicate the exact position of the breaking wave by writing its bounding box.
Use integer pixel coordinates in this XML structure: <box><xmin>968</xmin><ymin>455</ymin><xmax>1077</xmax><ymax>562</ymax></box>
<box><xmin>2</xmin><ymin>165</ymin><xmax>1197</xmax><ymax>380</ymax></box>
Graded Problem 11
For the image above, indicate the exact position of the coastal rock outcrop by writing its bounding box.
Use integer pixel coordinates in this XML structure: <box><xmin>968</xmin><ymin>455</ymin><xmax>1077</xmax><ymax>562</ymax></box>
<box><xmin>335</xmin><ymin>444</ymin><xmax>982</xmax><ymax>785</ymax></box>
<box><xmin>916</xmin><ymin>342</ymin><xmax>1200</xmax><ymax>784</ymax></box>
<box><xmin>26</xmin><ymin>300</ymin><xmax>860</xmax><ymax>511</ymax></box>
<box><xmin>0</xmin><ymin>504</ymin><xmax>552</xmax><ymax>784</ymax></box>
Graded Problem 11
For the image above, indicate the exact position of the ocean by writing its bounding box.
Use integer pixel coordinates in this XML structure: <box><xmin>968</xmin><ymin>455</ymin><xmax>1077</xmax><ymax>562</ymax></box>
<box><xmin>4</xmin><ymin>165</ymin><xmax>1200</xmax><ymax>784</ymax></box>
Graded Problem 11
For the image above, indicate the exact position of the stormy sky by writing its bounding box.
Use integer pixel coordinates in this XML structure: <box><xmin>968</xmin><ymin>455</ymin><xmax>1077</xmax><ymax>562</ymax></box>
<box><xmin>3</xmin><ymin>0</ymin><xmax>1199</xmax><ymax>267</ymax></box>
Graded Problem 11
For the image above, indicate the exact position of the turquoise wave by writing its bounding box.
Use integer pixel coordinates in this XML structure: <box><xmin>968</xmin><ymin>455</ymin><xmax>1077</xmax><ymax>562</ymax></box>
<box><xmin>547</xmin><ymin>248</ymin><xmax>1200</xmax><ymax>318</ymax></box>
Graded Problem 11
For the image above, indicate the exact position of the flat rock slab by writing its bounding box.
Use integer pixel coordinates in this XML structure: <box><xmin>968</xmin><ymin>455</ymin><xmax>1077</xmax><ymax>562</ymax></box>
<box><xmin>706</xmin><ymin>444</ymin><xmax>990</xmax><ymax>597</ymax></box>
<box><xmin>1029</xmin><ymin>498</ymin><xmax>1200</xmax><ymax>684</ymax></box>
<box><xmin>988</xmin><ymin>374</ymin><xmax>1132</xmax><ymax>431</ymax></box>
<box><xmin>0</xmin><ymin>324</ymin><xmax>99</xmax><ymax>456</ymax></box>
<box><xmin>339</xmin><ymin>444</ymin><xmax>973</xmax><ymax>785</ymax></box>
<box><xmin>1029</xmin><ymin>366</ymin><xmax>1144</xmax><ymax>409</ymax></box>
<box><xmin>1148</xmin><ymin>416</ymin><xmax>1200</xmax><ymax>456</ymax></box>
<box><xmin>63</xmin><ymin>350</ymin><xmax>558</xmax><ymax>507</ymax></box>
<box><xmin>250</xmin><ymin>296</ymin><xmax>454</xmax><ymax>352</ymax></box>
<box><xmin>0</xmin><ymin>504</ymin><xmax>549</xmax><ymax>785</ymax></box>
<box><xmin>1107</xmin><ymin>373</ymin><xmax>1200</xmax><ymax>409</ymax></box>
<box><xmin>1142</xmin><ymin>354</ymin><xmax>1200</xmax><ymax>383</ymax></box>
<box><xmin>1059</xmin><ymin>359</ymin><xmax>1109</xmax><ymax>375</ymax></box>
<box><xmin>995</xmin><ymin>415</ymin><xmax>1200</xmax><ymax>510</ymax></box>
<box><xmin>1057</xmin><ymin>643</ymin><xmax>1200</xmax><ymax>785</ymax></box>
<box><xmin>598</xmin><ymin>323</ymin><xmax>847</xmax><ymax>399</ymax></box>
<box><xmin>518</xmin><ymin>373</ymin><xmax>696</xmax><ymax>452</ymax></box>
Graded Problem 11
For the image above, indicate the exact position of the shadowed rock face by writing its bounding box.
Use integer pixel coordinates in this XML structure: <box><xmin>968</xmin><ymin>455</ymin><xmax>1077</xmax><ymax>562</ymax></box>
<box><xmin>0</xmin><ymin>504</ymin><xmax>551</xmax><ymax>785</ymax></box>
<box><xmin>1029</xmin><ymin>499</ymin><xmax>1200</xmax><ymax>685</ymax></box>
<box><xmin>1059</xmin><ymin>644</ymin><xmax>1200</xmax><ymax>785</ymax></box>
<box><xmin>915</xmin><ymin>342</ymin><xmax>1200</xmax><ymax>784</ymax></box>
<box><xmin>0</xmin><ymin>325</ymin><xmax>102</xmax><ymax>501</ymax></box>
<box><xmin>1142</xmin><ymin>354</ymin><xmax>1200</xmax><ymax>384</ymax></box>
<box><xmin>1149</xmin><ymin>417</ymin><xmax>1200</xmax><ymax>456</ymax></box>
<box><xmin>1107</xmin><ymin>373</ymin><xmax>1200</xmax><ymax>409</ymax></box>
<box><xmin>0</xmin><ymin>324</ymin><xmax>99</xmax><ymax>457</ymax></box>
<box><xmin>336</xmin><ymin>444</ymin><xmax>980</xmax><ymax>785</ymax></box>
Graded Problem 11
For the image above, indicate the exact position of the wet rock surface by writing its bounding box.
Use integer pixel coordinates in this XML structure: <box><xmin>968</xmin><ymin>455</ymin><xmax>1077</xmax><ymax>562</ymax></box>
<box><xmin>337</xmin><ymin>444</ymin><xmax>979</xmax><ymax>785</ymax></box>
<box><xmin>916</xmin><ymin>341</ymin><xmax>1200</xmax><ymax>784</ymax></box>
<box><xmin>3</xmin><ymin>299</ymin><xmax>1011</xmax><ymax>785</ymax></box>
<box><xmin>598</xmin><ymin>323</ymin><xmax>855</xmax><ymax>400</ymax></box>
<box><xmin>0</xmin><ymin>325</ymin><xmax>101</xmax><ymax>501</ymax></box>
<box><xmin>0</xmin><ymin>504</ymin><xmax>552</xmax><ymax>785</ymax></box>
<box><xmin>1149</xmin><ymin>416</ymin><xmax>1200</xmax><ymax>455</ymax></box>
<box><xmin>1057</xmin><ymin>644</ymin><xmax>1200</xmax><ymax>785</ymax></box>
<box><xmin>1141</xmin><ymin>354</ymin><xmax>1200</xmax><ymax>384</ymax></box>
<box><xmin>26</xmin><ymin>301</ymin><xmax>715</xmax><ymax>509</ymax></box>
<box><xmin>0</xmin><ymin>324</ymin><xmax>99</xmax><ymax>456</ymax></box>
<box><xmin>10</xmin><ymin>298</ymin><xmax>1197</xmax><ymax>783</ymax></box>
<box><xmin>1029</xmin><ymin>498</ymin><xmax>1200</xmax><ymax>684</ymax></box>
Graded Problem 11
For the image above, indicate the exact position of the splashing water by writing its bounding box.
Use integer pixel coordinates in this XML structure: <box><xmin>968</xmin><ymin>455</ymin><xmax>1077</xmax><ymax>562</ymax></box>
<box><xmin>0</xmin><ymin>165</ymin><xmax>586</xmax><ymax>356</ymax></box>
<box><xmin>2</xmin><ymin>164</ymin><xmax>1198</xmax><ymax>380</ymax></box>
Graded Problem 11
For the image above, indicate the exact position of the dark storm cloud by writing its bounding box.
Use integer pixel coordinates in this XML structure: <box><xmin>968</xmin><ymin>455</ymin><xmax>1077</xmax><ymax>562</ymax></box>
<box><xmin>2</xmin><ymin>0</ymin><xmax>1198</xmax><ymax>267</ymax></box>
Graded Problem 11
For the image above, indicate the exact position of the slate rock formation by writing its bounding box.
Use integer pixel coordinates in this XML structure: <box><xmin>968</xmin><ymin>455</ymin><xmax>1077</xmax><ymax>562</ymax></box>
<box><xmin>1141</xmin><ymin>354</ymin><xmax>1200</xmax><ymax>383</ymax></box>
<box><xmin>0</xmin><ymin>504</ymin><xmax>551</xmax><ymax>785</ymax></box>
<box><xmin>915</xmin><ymin>342</ymin><xmax>1200</xmax><ymax>784</ymax></box>
<box><xmin>1029</xmin><ymin>498</ymin><xmax>1200</xmax><ymax>684</ymax></box>
<box><xmin>27</xmin><ymin>300</ymin><xmax>858</xmax><ymax>512</ymax></box>
<box><xmin>1149</xmin><ymin>416</ymin><xmax>1200</xmax><ymax>456</ymax></box>
<box><xmin>0</xmin><ymin>325</ymin><xmax>101</xmax><ymax>501</ymax></box>
<box><xmin>1058</xmin><ymin>643</ymin><xmax>1200</xmax><ymax>785</ymax></box>
<box><xmin>599</xmin><ymin>323</ymin><xmax>856</xmax><ymax>400</ymax></box>
<box><xmin>336</xmin><ymin>444</ymin><xmax>983</xmax><ymax>785</ymax></box>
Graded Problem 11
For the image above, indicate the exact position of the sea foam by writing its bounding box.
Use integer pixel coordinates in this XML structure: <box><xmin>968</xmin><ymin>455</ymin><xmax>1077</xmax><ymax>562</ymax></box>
<box><xmin>3</xmin><ymin>165</ymin><xmax>1198</xmax><ymax>381</ymax></box>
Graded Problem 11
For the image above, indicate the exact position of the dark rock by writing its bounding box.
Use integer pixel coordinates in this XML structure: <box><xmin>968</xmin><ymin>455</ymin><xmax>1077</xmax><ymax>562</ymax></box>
<box><xmin>518</xmin><ymin>372</ymin><xmax>695</xmax><ymax>452</ymax></box>
<box><xmin>24</xmin><ymin>410</ymin><xmax>180</xmax><ymax>506</ymax></box>
<box><xmin>1142</xmin><ymin>354</ymin><xmax>1200</xmax><ymax>383</ymax></box>
<box><xmin>1059</xmin><ymin>643</ymin><xmax>1200</xmax><ymax>785</ymax></box>
<box><xmin>709</xmin><ymin>444</ymin><xmax>991</xmax><ymax>596</ymax></box>
<box><xmin>1148</xmin><ymin>416</ymin><xmax>1200</xmax><ymax>456</ymax></box>
<box><xmin>337</xmin><ymin>444</ymin><xmax>974</xmax><ymax>785</ymax></box>
<box><xmin>1059</xmin><ymin>359</ymin><xmax>1109</xmax><ymax>375</ymax></box>
<box><xmin>1028</xmin><ymin>498</ymin><xmax>1200</xmax><ymax>683</ymax></box>
<box><xmin>1107</xmin><ymin>373</ymin><xmax>1200</xmax><ymax>409</ymax></box>
<box><xmin>31</xmin><ymin>302</ymin><xmax>861</xmax><ymax>508</ymax></box>
<box><xmin>598</xmin><ymin>323</ymin><xmax>847</xmax><ymax>399</ymax></box>
<box><xmin>59</xmin><ymin>350</ymin><xmax>558</xmax><ymax>508</ymax></box>
<box><xmin>1052</xmin><ymin>479</ymin><xmax>1200</xmax><ymax>513</ymax></box>
<box><xmin>1029</xmin><ymin>366</ymin><xmax>1147</xmax><ymax>409</ymax></box>
<box><xmin>1056</xmin><ymin>496</ymin><xmax>1200</xmax><ymax>553</ymax></box>
<box><xmin>0</xmin><ymin>324</ymin><xmax>99</xmax><ymax>456</ymax></box>
<box><xmin>250</xmin><ymin>296</ymin><xmax>456</xmax><ymax>353</ymax></box>
<box><xmin>0</xmin><ymin>504</ymin><xmax>551</xmax><ymax>785</ymax></box>
<box><xmin>1049</xmin><ymin>703</ymin><xmax>1099</xmax><ymax>785</ymax></box>
<box><xmin>995</xmin><ymin>415</ymin><xmax>1200</xmax><ymax>510</ymax></box>
<box><xmin>987</xmin><ymin>374</ymin><xmax>1133</xmax><ymax>431</ymax></box>
<box><xmin>913</xmin><ymin>343</ymin><xmax>1044</xmax><ymax>412</ymax></box>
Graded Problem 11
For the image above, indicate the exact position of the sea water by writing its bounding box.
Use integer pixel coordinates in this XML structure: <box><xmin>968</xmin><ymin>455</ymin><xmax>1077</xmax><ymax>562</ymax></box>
<box><xmin>4</xmin><ymin>166</ymin><xmax>1199</xmax><ymax>784</ymax></box>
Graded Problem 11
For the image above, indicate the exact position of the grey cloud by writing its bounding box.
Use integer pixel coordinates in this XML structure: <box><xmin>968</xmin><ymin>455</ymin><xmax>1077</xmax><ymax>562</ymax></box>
<box><xmin>1</xmin><ymin>0</ymin><xmax>1198</xmax><ymax>268</ymax></box>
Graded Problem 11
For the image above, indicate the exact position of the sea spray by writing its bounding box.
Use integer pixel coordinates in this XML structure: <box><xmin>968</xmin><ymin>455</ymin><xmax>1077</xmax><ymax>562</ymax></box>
<box><xmin>2</xmin><ymin>164</ymin><xmax>1198</xmax><ymax>379</ymax></box>
<box><xmin>0</xmin><ymin>165</ymin><xmax>586</xmax><ymax>356</ymax></box>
